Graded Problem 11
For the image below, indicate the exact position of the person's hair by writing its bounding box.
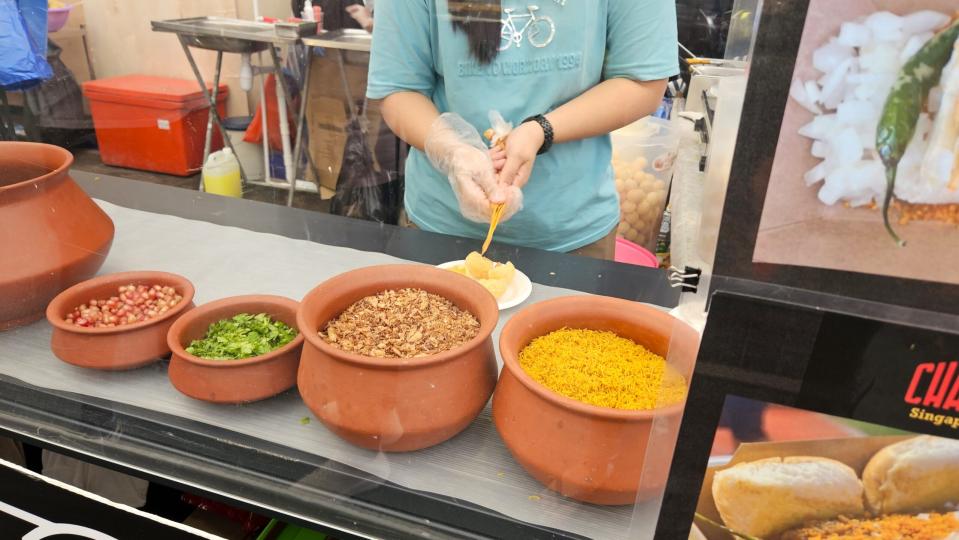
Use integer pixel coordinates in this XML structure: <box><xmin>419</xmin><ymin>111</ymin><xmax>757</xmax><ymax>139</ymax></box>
<box><xmin>448</xmin><ymin>1</ymin><xmax>502</xmax><ymax>65</ymax></box>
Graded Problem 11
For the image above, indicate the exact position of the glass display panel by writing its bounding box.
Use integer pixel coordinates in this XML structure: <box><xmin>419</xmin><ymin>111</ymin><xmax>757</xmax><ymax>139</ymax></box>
<box><xmin>0</xmin><ymin>1</ymin><xmax>689</xmax><ymax>538</ymax></box>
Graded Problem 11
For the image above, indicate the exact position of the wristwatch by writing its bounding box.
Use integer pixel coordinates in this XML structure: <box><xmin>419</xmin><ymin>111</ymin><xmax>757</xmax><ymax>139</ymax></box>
<box><xmin>523</xmin><ymin>115</ymin><xmax>554</xmax><ymax>155</ymax></box>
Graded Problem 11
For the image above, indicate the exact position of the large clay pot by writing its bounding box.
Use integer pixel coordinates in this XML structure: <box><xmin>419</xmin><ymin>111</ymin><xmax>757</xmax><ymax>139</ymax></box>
<box><xmin>0</xmin><ymin>142</ymin><xmax>114</xmax><ymax>330</ymax></box>
<box><xmin>493</xmin><ymin>296</ymin><xmax>700</xmax><ymax>505</ymax></box>
<box><xmin>167</xmin><ymin>295</ymin><xmax>304</xmax><ymax>404</ymax></box>
<box><xmin>297</xmin><ymin>265</ymin><xmax>499</xmax><ymax>452</ymax></box>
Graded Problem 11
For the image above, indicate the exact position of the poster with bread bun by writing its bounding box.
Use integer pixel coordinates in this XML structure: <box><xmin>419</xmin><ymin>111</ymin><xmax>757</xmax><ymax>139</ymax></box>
<box><xmin>695</xmin><ymin>435</ymin><xmax>959</xmax><ymax>539</ymax></box>
<box><xmin>658</xmin><ymin>293</ymin><xmax>959</xmax><ymax>539</ymax></box>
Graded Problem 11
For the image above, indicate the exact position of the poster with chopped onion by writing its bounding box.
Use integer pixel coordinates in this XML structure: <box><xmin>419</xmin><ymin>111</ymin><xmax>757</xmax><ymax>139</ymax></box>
<box><xmin>753</xmin><ymin>0</ymin><xmax>959</xmax><ymax>285</ymax></box>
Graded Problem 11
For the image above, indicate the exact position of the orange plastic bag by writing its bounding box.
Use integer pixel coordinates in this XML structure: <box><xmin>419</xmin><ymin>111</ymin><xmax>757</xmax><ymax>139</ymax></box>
<box><xmin>243</xmin><ymin>73</ymin><xmax>299</xmax><ymax>151</ymax></box>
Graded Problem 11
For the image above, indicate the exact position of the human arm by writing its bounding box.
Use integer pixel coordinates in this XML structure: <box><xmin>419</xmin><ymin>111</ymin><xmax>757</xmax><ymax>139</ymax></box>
<box><xmin>345</xmin><ymin>4</ymin><xmax>373</xmax><ymax>32</ymax></box>
<box><xmin>498</xmin><ymin>78</ymin><xmax>667</xmax><ymax>188</ymax></box>
<box><xmin>381</xmin><ymin>91</ymin><xmax>439</xmax><ymax>152</ymax></box>
<box><xmin>368</xmin><ymin>0</ymin><xmax>438</xmax><ymax>151</ymax></box>
<box><xmin>380</xmin><ymin>97</ymin><xmax>521</xmax><ymax>221</ymax></box>
<box><xmin>547</xmin><ymin>78</ymin><xmax>667</xmax><ymax>144</ymax></box>
<box><xmin>497</xmin><ymin>0</ymin><xmax>678</xmax><ymax>188</ymax></box>
<box><xmin>368</xmin><ymin>0</ymin><xmax>519</xmax><ymax>222</ymax></box>
<box><xmin>424</xmin><ymin>113</ymin><xmax>524</xmax><ymax>221</ymax></box>
<box><xmin>382</xmin><ymin>91</ymin><xmax>507</xmax><ymax>177</ymax></box>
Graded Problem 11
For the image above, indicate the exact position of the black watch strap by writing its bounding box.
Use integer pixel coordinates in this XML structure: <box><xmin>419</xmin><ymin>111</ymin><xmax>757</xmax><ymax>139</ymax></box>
<box><xmin>523</xmin><ymin>114</ymin><xmax>554</xmax><ymax>155</ymax></box>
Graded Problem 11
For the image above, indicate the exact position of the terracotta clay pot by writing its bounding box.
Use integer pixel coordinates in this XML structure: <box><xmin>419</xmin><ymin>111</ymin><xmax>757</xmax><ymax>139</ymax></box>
<box><xmin>493</xmin><ymin>296</ymin><xmax>700</xmax><ymax>505</ymax></box>
<box><xmin>46</xmin><ymin>271</ymin><xmax>195</xmax><ymax>370</ymax></box>
<box><xmin>167</xmin><ymin>295</ymin><xmax>304</xmax><ymax>404</ymax></box>
<box><xmin>297</xmin><ymin>265</ymin><xmax>499</xmax><ymax>452</ymax></box>
<box><xmin>0</xmin><ymin>142</ymin><xmax>114</xmax><ymax>330</ymax></box>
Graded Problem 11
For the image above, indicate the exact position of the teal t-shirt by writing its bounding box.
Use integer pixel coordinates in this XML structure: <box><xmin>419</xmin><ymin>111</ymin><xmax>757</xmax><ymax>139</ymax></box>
<box><xmin>367</xmin><ymin>0</ymin><xmax>678</xmax><ymax>252</ymax></box>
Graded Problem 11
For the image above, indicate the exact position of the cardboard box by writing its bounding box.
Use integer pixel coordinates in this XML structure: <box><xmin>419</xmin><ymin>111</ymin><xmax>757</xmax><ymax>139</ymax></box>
<box><xmin>693</xmin><ymin>436</ymin><xmax>911</xmax><ymax>539</ymax></box>
<box><xmin>306</xmin><ymin>50</ymin><xmax>384</xmax><ymax>193</ymax></box>
<box><xmin>308</xmin><ymin>96</ymin><xmax>350</xmax><ymax>192</ymax></box>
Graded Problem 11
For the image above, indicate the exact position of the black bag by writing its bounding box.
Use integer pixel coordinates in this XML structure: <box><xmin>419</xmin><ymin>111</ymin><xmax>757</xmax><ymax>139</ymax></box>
<box><xmin>328</xmin><ymin>117</ymin><xmax>401</xmax><ymax>224</ymax></box>
<box><xmin>24</xmin><ymin>41</ymin><xmax>90</xmax><ymax>131</ymax></box>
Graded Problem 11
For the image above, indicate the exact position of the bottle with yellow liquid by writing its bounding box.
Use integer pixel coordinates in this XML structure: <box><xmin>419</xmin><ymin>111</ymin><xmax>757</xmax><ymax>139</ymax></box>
<box><xmin>202</xmin><ymin>148</ymin><xmax>242</xmax><ymax>198</ymax></box>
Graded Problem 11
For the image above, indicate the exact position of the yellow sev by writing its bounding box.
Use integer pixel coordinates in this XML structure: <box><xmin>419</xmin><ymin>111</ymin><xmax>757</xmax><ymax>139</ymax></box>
<box><xmin>518</xmin><ymin>328</ymin><xmax>687</xmax><ymax>411</ymax></box>
<box><xmin>781</xmin><ymin>512</ymin><xmax>959</xmax><ymax>540</ymax></box>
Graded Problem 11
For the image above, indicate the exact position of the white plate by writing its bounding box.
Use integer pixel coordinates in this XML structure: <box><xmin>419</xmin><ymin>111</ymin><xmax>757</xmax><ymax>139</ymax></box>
<box><xmin>438</xmin><ymin>260</ymin><xmax>532</xmax><ymax>311</ymax></box>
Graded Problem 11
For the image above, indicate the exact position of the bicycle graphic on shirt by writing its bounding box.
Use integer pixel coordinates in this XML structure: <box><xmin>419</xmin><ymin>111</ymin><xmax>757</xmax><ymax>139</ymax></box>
<box><xmin>498</xmin><ymin>5</ymin><xmax>556</xmax><ymax>51</ymax></box>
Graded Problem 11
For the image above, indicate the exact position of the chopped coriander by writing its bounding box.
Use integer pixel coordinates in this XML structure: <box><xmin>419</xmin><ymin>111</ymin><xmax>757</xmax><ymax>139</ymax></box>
<box><xmin>299</xmin><ymin>416</ymin><xmax>311</xmax><ymax>425</ymax></box>
<box><xmin>186</xmin><ymin>313</ymin><xmax>298</xmax><ymax>360</ymax></box>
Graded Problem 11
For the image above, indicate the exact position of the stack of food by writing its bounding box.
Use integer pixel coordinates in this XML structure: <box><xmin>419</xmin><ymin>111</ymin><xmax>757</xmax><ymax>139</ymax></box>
<box><xmin>613</xmin><ymin>154</ymin><xmax>670</xmax><ymax>250</ymax></box>
<box><xmin>446</xmin><ymin>252</ymin><xmax>516</xmax><ymax>299</ymax></box>
<box><xmin>708</xmin><ymin>435</ymin><xmax>959</xmax><ymax>539</ymax></box>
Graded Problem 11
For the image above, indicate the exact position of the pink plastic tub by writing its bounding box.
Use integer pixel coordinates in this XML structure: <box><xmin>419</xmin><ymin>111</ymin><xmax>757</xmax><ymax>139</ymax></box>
<box><xmin>614</xmin><ymin>237</ymin><xmax>659</xmax><ymax>268</ymax></box>
<box><xmin>48</xmin><ymin>5</ymin><xmax>73</xmax><ymax>33</ymax></box>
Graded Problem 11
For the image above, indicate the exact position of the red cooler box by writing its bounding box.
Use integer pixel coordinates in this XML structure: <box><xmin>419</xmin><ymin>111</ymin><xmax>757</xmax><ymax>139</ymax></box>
<box><xmin>82</xmin><ymin>75</ymin><xmax>228</xmax><ymax>176</ymax></box>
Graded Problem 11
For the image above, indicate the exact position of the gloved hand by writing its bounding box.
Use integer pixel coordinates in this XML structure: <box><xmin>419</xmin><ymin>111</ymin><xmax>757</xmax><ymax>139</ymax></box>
<box><xmin>425</xmin><ymin>113</ymin><xmax>523</xmax><ymax>224</ymax></box>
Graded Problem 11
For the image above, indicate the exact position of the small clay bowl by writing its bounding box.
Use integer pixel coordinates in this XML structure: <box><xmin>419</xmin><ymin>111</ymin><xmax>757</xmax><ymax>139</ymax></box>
<box><xmin>46</xmin><ymin>271</ymin><xmax>196</xmax><ymax>370</ymax></box>
<box><xmin>167</xmin><ymin>295</ymin><xmax>304</xmax><ymax>404</ymax></box>
<box><xmin>297</xmin><ymin>264</ymin><xmax>499</xmax><ymax>452</ymax></box>
<box><xmin>493</xmin><ymin>296</ymin><xmax>700</xmax><ymax>505</ymax></box>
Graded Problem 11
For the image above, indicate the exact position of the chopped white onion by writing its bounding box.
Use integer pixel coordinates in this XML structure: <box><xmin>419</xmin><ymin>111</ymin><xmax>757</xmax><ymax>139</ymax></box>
<box><xmin>837</xmin><ymin>22</ymin><xmax>871</xmax><ymax>48</ymax></box>
<box><xmin>818</xmin><ymin>171</ymin><xmax>846</xmax><ymax>205</ymax></box>
<box><xmin>804</xmin><ymin>161</ymin><xmax>828</xmax><ymax>185</ymax></box>
<box><xmin>804</xmin><ymin>80</ymin><xmax>822</xmax><ymax>104</ymax></box>
<box><xmin>860</xmin><ymin>43</ymin><xmax>899</xmax><ymax>74</ymax></box>
<box><xmin>799</xmin><ymin>114</ymin><xmax>837</xmax><ymax>139</ymax></box>
<box><xmin>858</xmin><ymin>125</ymin><xmax>878</xmax><ymax>151</ymax></box>
<box><xmin>811</xmin><ymin>140</ymin><xmax>829</xmax><ymax>159</ymax></box>
<box><xmin>789</xmin><ymin>78</ymin><xmax>822</xmax><ymax>114</ymax></box>
<box><xmin>832</xmin><ymin>127</ymin><xmax>864</xmax><ymax>166</ymax></box>
<box><xmin>837</xmin><ymin>99</ymin><xmax>874</xmax><ymax>126</ymax></box>
<box><xmin>789</xmin><ymin>78</ymin><xmax>808</xmax><ymax>102</ymax></box>
<box><xmin>929</xmin><ymin>86</ymin><xmax>944</xmax><ymax>114</ymax></box>
<box><xmin>865</xmin><ymin>11</ymin><xmax>904</xmax><ymax>43</ymax></box>
<box><xmin>900</xmin><ymin>34</ymin><xmax>929</xmax><ymax>63</ymax></box>
<box><xmin>790</xmin><ymin>8</ymin><xmax>955</xmax><ymax>206</ymax></box>
<box><xmin>820</xmin><ymin>58</ymin><xmax>852</xmax><ymax>109</ymax></box>
<box><xmin>901</xmin><ymin>11</ymin><xmax>950</xmax><ymax>35</ymax></box>
<box><xmin>813</xmin><ymin>39</ymin><xmax>854</xmax><ymax>73</ymax></box>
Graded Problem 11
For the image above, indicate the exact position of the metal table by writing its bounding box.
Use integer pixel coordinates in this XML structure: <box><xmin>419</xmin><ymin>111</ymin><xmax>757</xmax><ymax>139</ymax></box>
<box><xmin>152</xmin><ymin>17</ymin><xmax>317</xmax><ymax>205</ymax></box>
<box><xmin>301</xmin><ymin>29</ymin><xmax>373</xmax><ymax>53</ymax></box>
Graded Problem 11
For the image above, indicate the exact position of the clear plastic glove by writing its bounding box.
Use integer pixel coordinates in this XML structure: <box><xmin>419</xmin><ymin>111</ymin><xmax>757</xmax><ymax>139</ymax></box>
<box><xmin>425</xmin><ymin>113</ymin><xmax>523</xmax><ymax>224</ymax></box>
<box><xmin>484</xmin><ymin>110</ymin><xmax>512</xmax><ymax>150</ymax></box>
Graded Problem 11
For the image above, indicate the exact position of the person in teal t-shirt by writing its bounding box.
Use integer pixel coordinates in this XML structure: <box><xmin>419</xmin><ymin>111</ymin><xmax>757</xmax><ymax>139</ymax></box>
<box><xmin>367</xmin><ymin>0</ymin><xmax>677</xmax><ymax>259</ymax></box>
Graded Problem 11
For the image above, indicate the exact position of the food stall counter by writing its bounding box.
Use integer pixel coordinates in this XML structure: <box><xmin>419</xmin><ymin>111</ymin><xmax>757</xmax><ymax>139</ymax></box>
<box><xmin>0</xmin><ymin>171</ymin><xmax>679</xmax><ymax>540</ymax></box>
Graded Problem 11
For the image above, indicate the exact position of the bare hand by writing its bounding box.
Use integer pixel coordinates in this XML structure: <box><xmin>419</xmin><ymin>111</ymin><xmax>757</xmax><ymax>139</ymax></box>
<box><xmin>497</xmin><ymin>120</ymin><xmax>544</xmax><ymax>189</ymax></box>
<box><xmin>345</xmin><ymin>5</ymin><xmax>373</xmax><ymax>32</ymax></box>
